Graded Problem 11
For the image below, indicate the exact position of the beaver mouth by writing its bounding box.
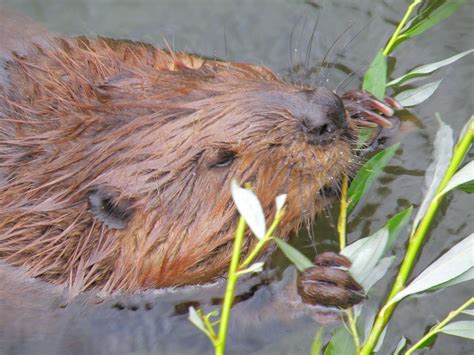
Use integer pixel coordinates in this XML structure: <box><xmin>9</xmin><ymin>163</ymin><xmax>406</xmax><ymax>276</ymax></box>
<box><xmin>311</xmin><ymin>97</ymin><xmax>403</xmax><ymax>207</ymax></box>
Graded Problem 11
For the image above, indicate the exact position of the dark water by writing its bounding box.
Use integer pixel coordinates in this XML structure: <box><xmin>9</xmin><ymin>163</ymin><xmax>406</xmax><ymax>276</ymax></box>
<box><xmin>0</xmin><ymin>0</ymin><xmax>473</xmax><ymax>354</ymax></box>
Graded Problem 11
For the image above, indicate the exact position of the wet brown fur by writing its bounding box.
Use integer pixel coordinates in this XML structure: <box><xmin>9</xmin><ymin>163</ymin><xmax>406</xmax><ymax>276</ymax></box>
<box><xmin>0</xmin><ymin>19</ymin><xmax>355</xmax><ymax>297</ymax></box>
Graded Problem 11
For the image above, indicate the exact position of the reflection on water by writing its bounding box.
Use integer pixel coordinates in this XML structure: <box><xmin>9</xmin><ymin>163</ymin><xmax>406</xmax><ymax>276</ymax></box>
<box><xmin>0</xmin><ymin>0</ymin><xmax>472</xmax><ymax>354</ymax></box>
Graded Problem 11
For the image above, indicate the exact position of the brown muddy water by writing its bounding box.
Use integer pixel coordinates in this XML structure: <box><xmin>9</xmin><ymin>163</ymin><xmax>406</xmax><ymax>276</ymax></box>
<box><xmin>0</xmin><ymin>0</ymin><xmax>473</xmax><ymax>354</ymax></box>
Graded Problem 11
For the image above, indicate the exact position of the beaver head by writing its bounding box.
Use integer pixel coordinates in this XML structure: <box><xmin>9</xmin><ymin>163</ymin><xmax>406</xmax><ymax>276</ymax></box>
<box><xmin>0</xmin><ymin>36</ymin><xmax>359</xmax><ymax>295</ymax></box>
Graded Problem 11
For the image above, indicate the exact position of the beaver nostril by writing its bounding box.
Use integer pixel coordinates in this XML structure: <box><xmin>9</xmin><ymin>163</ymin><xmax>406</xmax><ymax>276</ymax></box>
<box><xmin>302</xmin><ymin>117</ymin><xmax>338</xmax><ymax>140</ymax></box>
<box><xmin>314</xmin><ymin>123</ymin><xmax>332</xmax><ymax>136</ymax></box>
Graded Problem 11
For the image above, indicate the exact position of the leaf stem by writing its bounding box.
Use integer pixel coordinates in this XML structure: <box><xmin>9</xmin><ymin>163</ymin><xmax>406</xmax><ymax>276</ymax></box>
<box><xmin>360</xmin><ymin>121</ymin><xmax>473</xmax><ymax>354</ymax></box>
<box><xmin>240</xmin><ymin>209</ymin><xmax>284</xmax><ymax>269</ymax></box>
<box><xmin>383</xmin><ymin>0</ymin><xmax>422</xmax><ymax>56</ymax></box>
<box><xmin>338</xmin><ymin>176</ymin><xmax>349</xmax><ymax>251</ymax></box>
<box><xmin>203</xmin><ymin>315</ymin><xmax>218</xmax><ymax>344</ymax></box>
<box><xmin>215</xmin><ymin>216</ymin><xmax>246</xmax><ymax>355</ymax></box>
<box><xmin>346</xmin><ymin>308</ymin><xmax>361</xmax><ymax>354</ymax></box>
<box><xmin>405</xmin><ymin>297</ymin><xmax>474</xmax><ymax>355</ymax></box>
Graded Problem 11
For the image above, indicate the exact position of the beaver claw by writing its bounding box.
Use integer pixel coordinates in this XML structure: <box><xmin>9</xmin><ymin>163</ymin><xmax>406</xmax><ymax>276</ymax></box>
<box><xmin>342</xmin><ymin>90</ymin><xmax>402</xmax><ymax>129</ymax></box>
<box><xmin>297</xmin><ymin>252</ymin><xmax>365</xmax><ymax>309</ymax></box>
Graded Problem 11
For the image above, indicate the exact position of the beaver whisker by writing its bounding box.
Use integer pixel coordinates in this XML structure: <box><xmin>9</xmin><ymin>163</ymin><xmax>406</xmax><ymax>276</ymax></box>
<box><xmin>319</xmin><ymin>23</ymin><xmax>371</xmax><ymax>90</ymax></box>
<box><xmin>288</xmin><ymin>16</ymin><xmax>303</xmax><ymax>71</ymax></box>
<box><xmin>304</xmin><ymin>17</ymin><xmax>320</xmax><ymax>71</ymax></box>
<box><xmin>311</xmin><ymin>24</ymin><xmax>353</xmax><ymax>88</ymax></box>
<box><xmin>335</xmin><ymin>64</ymin><xmax>371</xmax><ymax>94</ymax></box>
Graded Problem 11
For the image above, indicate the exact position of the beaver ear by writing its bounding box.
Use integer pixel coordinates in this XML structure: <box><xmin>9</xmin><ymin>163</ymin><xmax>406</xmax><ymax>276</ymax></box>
<box><xmin>87</xmin><ymin>186</ymin><xmax>135</xmax><ymax>230</ymax></box>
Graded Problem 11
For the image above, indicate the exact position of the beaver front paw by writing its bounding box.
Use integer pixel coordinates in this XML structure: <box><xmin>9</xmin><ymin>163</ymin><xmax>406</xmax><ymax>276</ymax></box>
<box><xmin>341</xmin><ymin>90</ymin><xmax>402</xmax><ymax>128</ymax></box>
<box><xmin>297</xmin><ymin>252</ymin><xmax>365</xmax><ymax>309</ymax></box>
<box><xmin>341</xmin><ymin>89</ymin><xmax>403</xmax><ymax>150</ymax></box>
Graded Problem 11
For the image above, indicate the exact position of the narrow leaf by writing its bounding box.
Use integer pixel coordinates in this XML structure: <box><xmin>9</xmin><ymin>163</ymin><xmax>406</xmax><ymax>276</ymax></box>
<box><xmin>273</xmin><ymin>237</ymin><xmax>313</xmax><ymax>271</ymax></box>
<box><xmin>374</xmin><ymin>325</ymin><xmax>388</xmax><ymax>352</ymax></box>
<box><xmin>395</xmin><ymin>80</ymin><xmax>442</xmax><ymax>107</ymax></box>
<box><xmin>416</xmin><ymin>333</ymin><xmax>438</xmax><ymax>349</ymax></box>
<box><xmin>458</xmin><ymin>116</ymin><xmax>473</xmax><ymax>144</ymax></box>
<box><xmin>235</xmin><ymin>262</ymin><xmax>264</xmax><ymax>276</ymax></box>
<box><xmin>362</xmin><ymin>256</ymin><xmax>395</xmax><ymax>291</ymax></box>
<box><xmin>384</xmin><ymin>206</ymin><xmax>413</xmax><ymax>254</ymax></box>
<box><xmin>231</xmin><ymin>180</ymin><xmax>266</xmax><ymax>239</ymax></box>
<box><xmin>458</xmin><ymin>182</ymin><xmax>474</xmax><ymax>193</ymax></box>
<box><xmin>343</xmin><ymin>208</ymin><xmax>411</xmax><ymax>263</ymax></box>
<box><xmin>311</xmin><ymin>327</ymin><xmax>325</xmax><ymax>355</ymax></box>
<box><xmin>432</xmin><ymin>267</ymin><xmax>474</xmax><ymax>291</ymax></box>
<box><xmin>412</xmin><ymin>118</ymin><xmax>453</xmax><ymax>233</ymax></box>
<box><xmin>343</xmin><ymin>229</ymin><xmax>389</xmax><ymax>287</ymax></box>
<box><xmin>393</xmin><ymin>337</ymin><xmax>407</xmax><ymax>355</ymax></box>
<box><xmin>348</xmin><ymin>143</ymin><xmax>399</xmax><ymax>213</ymax></box>
<box><xmin>188</xmin><ymin>307</ymin><xmax>210</xmax><ymax>336</ymax></box>
<box><xmin>324</xmin><ymin>326</ymin><xmax>356</xmax><ymax>355</ymax></box>
<box><xmin>440</xmin><ymin>321</ymin><xmax>474</xmax><ymax>339</ymax></box>
<box><xmin>275</xmin><ymin>194</ymin><xmax>287</xmax><ymax>212</ymax></box>
<box><xmin>387</xmin><ymin>49</ymin><xmax>474</xmax><ymax>86</ymax></box>
<box><xmin>437</xmin><ymin>161</ymin><xmax>474</xmax><ymax>197</ymax></box>
<box><xmin>390</xmin><ymin>234</ymin><xmax>474</xmax><ymax>304</ymax></box>
<box><xmin>462</xmin><ymin>309</ymin><xmax>474</xmax><ymax>316</ymax></box>
<box><xmin>361</xmin><ymin>302</ymin><xmax>375</xmax><ymax>342</ymax></box>
<box><xmin>341</xmin><ymin>236</ymin><xmax>369</xmax><ymax>261</ymax></box>
<box><xmin>363</xmin><ymin>49</ymin><xmax>387</xmax><ymax>100</ymax></box>
<box><xmin>399</xmin><ymin>0</ymin><xmax>466</xmax><ymax>39</ymax></box>
<box><xmin>207</xmin><ymin>309</ymin><xmax>220</xmax><ymax>318</ymax></box>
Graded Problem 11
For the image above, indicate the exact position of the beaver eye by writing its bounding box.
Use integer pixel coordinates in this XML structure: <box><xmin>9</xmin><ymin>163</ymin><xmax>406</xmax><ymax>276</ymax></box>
<box><xmin>210</xmin><ymin>150</ymin><xmax>236</xmax><ymax>168</ymax></box>
<box><xmin>88</xmin><ymin>186</ymin><xmax>135</xmax><ymax>230</ymax></box>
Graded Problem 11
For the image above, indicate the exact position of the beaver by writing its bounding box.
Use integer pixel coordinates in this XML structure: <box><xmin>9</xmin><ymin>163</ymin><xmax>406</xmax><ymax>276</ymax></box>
<box><xmin>0</xmin><ymin>11</ymin><xmax>399</xmax><ymax>306</ymax></box>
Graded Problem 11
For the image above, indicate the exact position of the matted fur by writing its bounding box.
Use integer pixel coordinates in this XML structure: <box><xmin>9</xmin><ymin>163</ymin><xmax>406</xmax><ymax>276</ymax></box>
<box><xmin>0</xmin><ymin>20</ymin><xmax>355</xmax><ymax>297</ymax></box>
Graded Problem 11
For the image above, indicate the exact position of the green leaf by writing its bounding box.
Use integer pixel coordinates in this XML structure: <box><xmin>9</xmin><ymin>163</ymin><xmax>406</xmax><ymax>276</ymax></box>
<box><xmin>384</xmin><ymin>206</ymin><xmax>413</xmax><ymax>254</ymax></box>
<box><xmin>235</xmin><ymin>262</ymin><xmax>264</xmax><ymax>276</ymax></box>
<box><xmin>347</xmin><ymin>143</ymin><xmax>399</xmax><ymax>213</ymax></box>
<box><xmin>394</xmin><ymin>80</ymin><xmax>442</xmax><ymax>107</ymax></box>
<box><xmin>341</xmin><ymin>208</ymin><xmax>411</xmax><ymax>290</ymax></box>
<box><xmin>360</xmin><ymin>302</ymin><xmax>375</xmax><ymax>342</ymax></box>
<box><xmin>431</xmin><ymin>267</ymin><xmax>474</xmax><ymax>291</ymax></box>
<box><xmin>416</xmin><ymin>333</ymin><xmax>438</xmax><ymax>349</ymax></box>
<box><xmin>231</xmin><ymin>180</ymin><xmax>266</xmax><ymax>239</ymax></box>
<box><xmin>273</xmin><ymin>237</ymin><xmax>313</xmax><ymax>271</ymax></box>
<box><xmin>324</xmin><ymin>326</ymin><xmax>356</xmax><ymax>355</ymax></box>
<box><xmin>440</xmin><ymin>321</ymin><xmax>474</xmax><ymax>339</ymax></box>
<box><xmin>341</xmin><ymin>229</ymin><xmax>389</xmax><ymax>290</ymax></box>
<box><xmin>458</xmin><ymin>181</ymin><xmax>474</xmax><ymax>193</ymax></box>
<box><xmin>374</xmin><ymin>325</ymin><xmax>388</xmax><ymax>352</ymax></box>
<box><xmin>412</xmin><ymin>117</ymin><xmax>453</xmax><ymax>233</ymax></box>
<box><xmin>462</xmin><ymin>309</ymin><xmax>474</xmax><ymax>316</ymax></box>
<box><xmin>363</xmin><ymin>49</ymin><xmax>387</xmax><ymax>100</ymax></box>
<box><xmin>390</xmin><ymin>233</ymin><xmax>474</xmax><ymax>304</ymax></box>
<box><xmin>275</xmin><ymin>194</ymin><xmax>287</xmax><ymax>212</ymax></box>
<box><xmin>188</xmin><ymin>306</ymin><xmax>211</xmax><ymax>337</ymax></box>
<box><xmin>343</xmin><ymin>207</ymin><xmax>412</xmax><ymax>266</ymax></box>
<box><xmin>437</xmin><ymin>161</ymin><xmax>474</xmax><ymax>197</ymax></box>
<box><xmin>387</xmin><ymin>49</ymin><xmax>474</xmax><ymax>86</ymax></box>
<box><xmin>458</xmin><ymin>116</ymin><xmax>473</xmax><ymax>144</ymax></box>
<box><xmin>393</xmin><ymin>337</ymin><xmax>407</xmax><ymax>355</ymax></box>
<box><xmin>362</xmin><ymin>256</ymin><xmax>395</xmax><ymax>292</ymax></box>
<box><xmin>311</xmin><ymin>327</ymin><xmax>325</xmax><ymax>355</ymax></box>
<box><xmin>398</xmin><ymin>0</ymin><xmax>466</xmax><ymax>41</ymax></box>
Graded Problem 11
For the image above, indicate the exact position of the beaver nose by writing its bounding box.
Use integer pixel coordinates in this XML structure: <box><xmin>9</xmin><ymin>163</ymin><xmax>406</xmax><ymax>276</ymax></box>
<box><xmin>301</xmin><ymin>114</ymin><xmax>338</xmax><ymax>138</ymax></box>
<box><xmin>297</xmin><ymin>88</ymin><xmax>346</xmax><ymax>143</ymax></box>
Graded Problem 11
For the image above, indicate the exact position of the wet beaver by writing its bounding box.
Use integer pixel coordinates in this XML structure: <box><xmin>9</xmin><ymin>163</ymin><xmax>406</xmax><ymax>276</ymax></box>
<box><xmin>0</xmin><ymin>12</ymin><xmax>399</xmax><ymax>306</ymax></box>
